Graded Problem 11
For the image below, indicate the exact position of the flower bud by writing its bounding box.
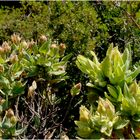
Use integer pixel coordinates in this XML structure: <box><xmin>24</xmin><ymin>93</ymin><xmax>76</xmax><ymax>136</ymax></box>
<box><xmin>11</xmin><ymin>33</ymin><xmax>21</xmax><ymax>44</ymax></box>
<box><xmin>0</xmin><ymin>99</ymin><xmax>5</xmax><ymax>105</ymax></box>
<box><xmin>10</xmin><ymin>116</ymin><xmax>18</xmax><ymax>125</ymax></box>
<box><xmin>51</xmin><ymin>44</ymin><xmax>57</xmax><ymax>48</ymax></box>
<box><xmin>6</xmin><ymin>108</ymin><xmax>14</xmax><ymax>118</ymax></box>
<box><xmin>21</xmin><ymin>40</ymin><xmax>28</xmax><ymax>49</ymax></box>
<box><xmin>60</xmin><ymin>132</ymin><xmax>69</xmax><ymax>140</ymax></box>
<box><xmin>71</xmin><ymin>83</ymin><xmax>81</xmax><ymax>96</ymax></box>
<box><xmin>39</xmin><ymin>35</ymin><xmax>47</xmax><ymax>43</ymax></box>
<box><xmin>0</xmin><ymin>64</ymin><xmax>4</xmax><ymax>73</ymax></box>
<box><xmin>27</xmin><ymin>81</ymin><xmax>37</xmax><ymax>98</ymax></box>
<box><xmin>28</xmin><ymin>86</ymin><xmax>34</xmax><ymax>98</ymax></box>
<box><xmin>97</xmin><ymin>97</ymin><xmax>115</xmax><ymax>119</ymax></box>
<box><xmin>9</xmin><ymin>54</ymin><xmax>18</xmax><ymax>63</ymax></box>
<box><xmin>79</xmin><ymin>105</ymin><xmax>90</xmax><ymax>121</ymax></box>
<box><xmin>2</xmin><ymin>41</ymin><xmax>11</xmax><ymax>53</ymax></box>
<box><xmin>60</xmin><ymin>43</ymin><xmax>66</xmax><ymax>50</ymax></box>
<box><xmin>75</xmin><ymin>83</ymin><xmax>82</xmax><ymax>90</ymax></box>
<box><xmin>59</xmin><ymin>43</ymin><xmax>66</xmax><ymax>55</ymax></box>
<box><xmin>21</xmin><ymin>71</ymin><xmax>27</xmax><ymax>78</ymax></box>
<box><xmin>27</xmin><ymin>39</ymin><xmax>35</xmax><ymax>49</ymax></box>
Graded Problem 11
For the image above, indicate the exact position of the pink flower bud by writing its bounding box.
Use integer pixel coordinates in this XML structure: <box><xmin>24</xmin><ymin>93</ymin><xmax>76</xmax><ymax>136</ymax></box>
<box><xmin>39</xmin><ymin>35</ymin><xmax>47</xmax><ymax>42</ymax></box>
<box><xmin>51</xmin><ymin>44</ymin><xmax>57</xmax><ymax>48</ymax></box>
<box><xmin>11</xmin><ymin>33</ymin><xmax>21</xmax><ymax>44</ymax></box>
<box><xmin>9</xmin><ymin>54</ymin><xmax>18</xmax><ymax>63</ymax></box>
<box><xmin>6</xmin><ymin>108</ymin><xmax>14</xmax><ymax>118</ymax></box>
<box><xmin>21</xmin><ymin>40</ymin><xmax>28</xmax><ymax>49</ymax></box>
<box><xmin>2</xmin><ymin>41</ymin><xmax>11</xmax><ymax>53</ymax></box>
<box><xmin>60</xmin><ymin>43</ymin><xmax>66</xmax><ymax>50</ymax></box>
<box><xmin>27</xmin><ymin>39</ymin><xmax>35</xmax><ymax>49</ymax></box>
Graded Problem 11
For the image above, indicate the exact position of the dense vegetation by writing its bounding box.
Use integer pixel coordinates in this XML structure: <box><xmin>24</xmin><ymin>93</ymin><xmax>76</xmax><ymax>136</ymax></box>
<box><xmin>0</xmin><ymin>1</ymin><xmax>140</xmax><ymax>139</ymax></box>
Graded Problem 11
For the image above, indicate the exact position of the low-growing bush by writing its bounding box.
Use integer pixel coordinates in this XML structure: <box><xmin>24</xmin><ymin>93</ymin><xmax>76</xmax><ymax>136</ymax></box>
<box><xmin>0</xmin><ymin>34</ymin><xmax>75</xmax><ymax>139</ymax></box>
<box><xmin>75</xmin><ymin>44</ymin><xmax>140</xmax><ymax>139</ymax></box>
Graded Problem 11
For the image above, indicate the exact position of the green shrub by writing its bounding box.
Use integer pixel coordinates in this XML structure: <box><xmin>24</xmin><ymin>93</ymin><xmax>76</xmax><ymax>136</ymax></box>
<box><xmin>93</xmin><ymin>1</ymin><xmax>140</xmax><ymax>63</ymax></box>
<box><xmin>75</xmin><ymin>44</ymin><xmax>140</xmax><ymax>139</ymax></box>
<box><xmin>0</xmin><ymin>34</ymin><xmax>72</xmax><ymax>139</ymax></box>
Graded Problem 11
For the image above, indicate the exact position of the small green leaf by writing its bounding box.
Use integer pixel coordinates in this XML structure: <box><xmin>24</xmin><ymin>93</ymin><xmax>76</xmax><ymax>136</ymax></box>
<box><xmin>123</xmin><ymin>83</ymin><xmax>130</xmax><ymax>98</ymax></box>
<box><xmin>86</xmin><ymin>82</ymin><xmax>94</xmax><ymax>87</ymax></box>
<box><xmin>106</xmin><ymin>43</ymin><xmax>113</xmax><ymax>56</ymax></box>
<box><xmin>0</xmin><ymin>76</ymin><xmax>10</xmax><ymax>89</ymax></box>
<box><xmin>39</xmin><ymin>40</ymin><xmax>51</xmax><ymax>54</ymax></box>
<box><xmin>122</xmin><ymin>48</ymin><xmax>130</xmax><ymax>70</ymax></box>
<box><xmin>14</xmin><ymin>126</ymin><xmax>27</xmax><ymax>136</ymax></box>
<box><xmin>34</xmin><ymin>116</ymin><xmax>40</xmax><ymax>128</ymax></box>
<box><xmin>105</xmin><ymin>92</ymin><xmax>116</xmax><ymax>103</ymax></box>
<box><xmin>49</xmin><ymin>70</ymin><xmax>66</xmax><ymax>75</ymax></box>
<box><xmin>76</xmin><ymin>59</ymin><xmax>90</xmax><ymax>75</ymax></box>
<box><xmin>75</xmin><ymin>121</ymin><xmax>93</xmax><ymax>138</ymax></box>
<box><xmin>11</xmin><ymin>62</ymin><xmax>22</xmax><ymax>72</ymax></box>
<box><xmin>122</xmin><ymin>48</ymin><xmax>129</xmax><ymax>63</ymax></box>
<box><xmin>133</xmin><ymin>115</ymin><xmax>140</xmax><ymax>122</ymax></box>
<box><xmin>128</xmin><ymin>67</ymin><xmax>140</xmax><ymax>81</ymax></box>
<box><xmin>0</xmin><ymin>57</ymin><xmax>5</xmax><ymax>64</ymax></box>
<box><xmin>101</xmin><ymin>56</ymin><xmax>112</xmax><ymax>78</ymax></box>
<box><xmin>107</xmin><ymin>85</ymin><xmax>118</xmax><ymax>99</ymax></box>
<box><xmin>90</xmin><ymin>51</ymin><xmax>100</xmax><ymax>65</ymax></box>
<box><xmin>12</xmin><ymin>82</ymin><xmax>25</xmax><ymax>95</ymax></box>
<box><xmin>116</xmin><ymin>86</ymin><xmax>123</xmax><ymax>102</ymax></box>
<box><xmin>61</xmin><ymin>53</ymin><xmax>72</xmax><ymax>62</ymax></box>
<box><xmin>114</xmin><ymin>117</ymin><xmax>129</xmax><ymax>130</ymax></box>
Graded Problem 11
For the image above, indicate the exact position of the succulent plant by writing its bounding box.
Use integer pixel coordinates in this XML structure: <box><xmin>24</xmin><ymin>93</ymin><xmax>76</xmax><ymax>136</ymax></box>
<box><xmin>75</xmin><ymin>44</ymin><xmax>140</xmax><ymax>139</ymax></box>
<box><xmin>75</xmin><ymin>97</ymin><xmax>129</xmax><ymax>139</ymax></box>
<box><xmin>0</xmin><ymin>34</ymin><xmax>72</xmax><ymax>138</ymax></box>
<box><xmin>76</xmin><ymin>44</ymin><xmax>140</xmax><ymax>88</ymax></box>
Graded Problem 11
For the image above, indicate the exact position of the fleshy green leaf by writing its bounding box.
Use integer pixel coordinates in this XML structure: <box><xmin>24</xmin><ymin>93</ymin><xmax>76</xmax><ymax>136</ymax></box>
<box><xmin>101</xmin><ymin>56</ymin><xmax>112</xmax><ymax>78</ymax></box>
<box><xmin>114</xmin><ymin>117</ymin><xmax>129</xmax><ymax>130</ymax></box>
<box><xmin>39</xmin><ymin>40</ymin><xmax>51</xmax><ymax>54</ymax></box>
<box><xmin>107</xmin><ymin>85</ymin><xmax>118</xmax><ymax>99</ymax></box>
<box><xmin>61</xmin><ymin>53</ymin><xmax>72</xmax><ymax>62</ymax></box>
